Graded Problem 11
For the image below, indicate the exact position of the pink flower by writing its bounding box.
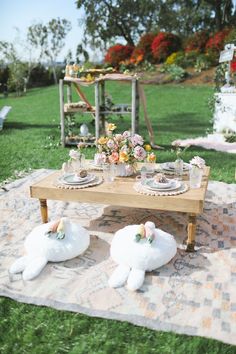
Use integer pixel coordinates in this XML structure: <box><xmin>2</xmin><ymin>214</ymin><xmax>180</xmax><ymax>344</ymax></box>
<box><xmin>131</xmin><ymin>134</ymin><xmax>144</xmax><ymax>146</ymax></box>
<box><xmin>133</xmin><ymin>146</ymin><xmax>147</xmax><ymax>161</ymax></box>
<box><xmin>108</xmin><ymin>151</ymin><xmax>119</xmax><ymax>163</ymax></box>
<box><xmin>123</xmin><ymin>130</ymin><xmax>131</xmax><ymax>138</ymax></box>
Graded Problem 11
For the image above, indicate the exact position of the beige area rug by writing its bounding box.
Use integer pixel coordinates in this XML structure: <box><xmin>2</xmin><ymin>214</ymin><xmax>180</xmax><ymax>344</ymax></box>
<box><xmin>0</xmin><ymin>169</ymin><xmax>236</xmax><ymax>345</ymax></box>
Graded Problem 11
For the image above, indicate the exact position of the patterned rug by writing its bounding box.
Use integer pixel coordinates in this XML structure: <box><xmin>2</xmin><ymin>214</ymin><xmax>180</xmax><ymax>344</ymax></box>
<box><xmin>0</xmin><ymin>169</ymin><xmax>236</xmax><ymax>345</ymax></box>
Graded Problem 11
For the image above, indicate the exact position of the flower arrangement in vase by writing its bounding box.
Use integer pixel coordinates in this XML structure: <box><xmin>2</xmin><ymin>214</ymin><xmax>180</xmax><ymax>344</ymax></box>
<box><xmin>171</xmin><ymin>142</ymin><xmax>189</xmax><ymax>179</ymax></box>
<box><xmin>96</xmin><ymin>123</ymin><xmax>155</xmax><ymax>176</ymax></box>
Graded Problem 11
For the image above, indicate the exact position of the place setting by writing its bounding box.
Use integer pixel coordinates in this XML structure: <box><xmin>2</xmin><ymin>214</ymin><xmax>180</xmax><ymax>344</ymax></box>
<box><xmin>56</xmin><ymin>169</ymin><xmax>103</xmax><ymax>189</ymax></box>
<box><xmin>157</xmin><ymin>161</ymin><xmax>191</xmax><ymax>176</ymax></box>
<box><xmin>134</xmin><ymin>172</ymin><xmax>189</xmax><ymax>196</ymax></box>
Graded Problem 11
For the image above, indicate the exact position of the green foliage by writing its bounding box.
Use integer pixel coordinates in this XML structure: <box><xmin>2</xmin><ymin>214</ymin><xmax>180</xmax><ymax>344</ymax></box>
<box><xmin>76</xmin><ymin>0</ymin><xmax>161</xmax><ymax>48</ymax></box>
<box><xmin>214</xmin><ymin>63</ymin><xmax>228</xmax><ymax>91</ymax></box>
<box><xmin>160</xmin><ymin>64</ymin><xmax>187</xmax><ymax>81</ymax></box>
<box><xmin>194</xmin><ymin>54</ymin><xmax>212</xmax><ymax>73</ymax></box>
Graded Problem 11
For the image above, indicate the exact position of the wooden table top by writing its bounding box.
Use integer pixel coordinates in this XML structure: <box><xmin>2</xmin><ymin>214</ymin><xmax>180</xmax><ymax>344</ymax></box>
<box><xmin>30</xmin><ymin>165</ymin><xmax>210</xmax><ymax>215</ymax></box>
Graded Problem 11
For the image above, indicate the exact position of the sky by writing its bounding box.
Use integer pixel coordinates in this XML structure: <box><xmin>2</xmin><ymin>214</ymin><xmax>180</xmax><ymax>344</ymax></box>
<box><xmin>0</xmin><ymin>0</ymin><xmax>100</xmax><ymax>62</ymax></box>
<box><xmin>1</xmin><ymin>0</ymin><xmax>236</xmax><ymax>63</ymax></box>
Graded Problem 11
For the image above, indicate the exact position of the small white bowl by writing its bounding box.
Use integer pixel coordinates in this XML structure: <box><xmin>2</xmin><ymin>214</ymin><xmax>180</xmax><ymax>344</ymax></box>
<box><xmin>153</xmin><ymin>179</ymin><xmax>172</xmax><ymax>189</ymax></box>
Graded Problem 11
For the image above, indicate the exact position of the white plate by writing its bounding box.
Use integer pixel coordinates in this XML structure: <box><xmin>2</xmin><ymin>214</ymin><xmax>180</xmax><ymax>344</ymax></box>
<box><xmin>161</xmin><ymin>162</ymin><xmax>190</xmax><ymax>171</ymax></box>
<box><xmin>60</xmin><ymin>173</ymin><xmax>96</xmax><ymax>185</ymax></box>
<box><xmin>90</xmin><ymin>162</ymin><xmax>103</xmax><ymax>170</ymax></box>
<box><xmin>145</xmin><ymin>179</ymin><xmax>182</xmax><ymax>191</ymax></box>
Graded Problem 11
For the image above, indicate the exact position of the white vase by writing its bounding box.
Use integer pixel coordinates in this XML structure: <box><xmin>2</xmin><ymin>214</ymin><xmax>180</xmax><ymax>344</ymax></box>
<box><xmin>116</xmin><ymin>163</ymin><xmax>135</xmax><ymax>177</ymax></box>
<box><xmin>189</xmin><ymin>165</ymin><xmax>203</xmax><ymax>189</ymax></box>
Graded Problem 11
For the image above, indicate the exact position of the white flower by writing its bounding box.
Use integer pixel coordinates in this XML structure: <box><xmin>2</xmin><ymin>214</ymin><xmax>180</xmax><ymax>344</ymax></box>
<box><xmin>131</xmin><ymin>134</ymin><xmax>144</xmax><ymax>146</ymax></box>
<box><xmin>190</xmin><ymin>156</ymin><xmax>205</xmax><ymax>169</ymax></box>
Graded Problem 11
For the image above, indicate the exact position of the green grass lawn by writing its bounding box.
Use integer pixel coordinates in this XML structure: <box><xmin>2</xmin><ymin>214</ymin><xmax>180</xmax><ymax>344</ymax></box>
<box><xmin>0</xmin><ymin>84</ymin><xmax>235</xmax><ymax>353</ymax></box>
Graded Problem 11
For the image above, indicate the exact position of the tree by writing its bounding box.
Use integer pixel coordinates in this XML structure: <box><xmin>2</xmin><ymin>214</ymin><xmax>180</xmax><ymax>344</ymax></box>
<box><xmin>0</xmin><ymin>41</ymin><xmax>27</xmax><ymax>96</ymax></box>
<box><xmin>27</xmin><ymin>18</ymin><xmax>71</xmax><ymax>83</ymax></box>
<box><xmin>197</xmin><ymin>0</ymin><xmax>234</xmax><ymax>31</ymax></box>
<box><xmin>76</xmin><ymin>0</ymin><xmax>161</xmax><ymax>48</ymax></box>
<box><xmin>76</xmin><ymin>44</ymin><xmax>89</xmax><ymax>64</ymax></box>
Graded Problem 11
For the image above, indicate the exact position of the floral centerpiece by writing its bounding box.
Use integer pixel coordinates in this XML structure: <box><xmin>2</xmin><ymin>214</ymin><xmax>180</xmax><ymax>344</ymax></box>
<box><xmin>96</xmin><ymin>123</ymin><xmax>154</xmax><ymax>176</ymax></box>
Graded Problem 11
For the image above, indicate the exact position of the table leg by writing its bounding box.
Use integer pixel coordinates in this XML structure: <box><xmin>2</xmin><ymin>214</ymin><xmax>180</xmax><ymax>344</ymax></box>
<box><xmin>39</xmin><ymin>199</ymin><xmax>48</xmax><ymax>223</ymax></box>
<box><xmin>186</xmin><ymin>213</ymin><xmax>197</xmax><ymax>252</ymax></box>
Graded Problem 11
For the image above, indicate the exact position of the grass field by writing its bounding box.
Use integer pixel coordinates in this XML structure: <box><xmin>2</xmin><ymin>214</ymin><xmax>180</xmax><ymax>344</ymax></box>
<box><xmin>0</xmin><ymin>84</ymin><xmax>235</xmax><ymax>353</ymax></box>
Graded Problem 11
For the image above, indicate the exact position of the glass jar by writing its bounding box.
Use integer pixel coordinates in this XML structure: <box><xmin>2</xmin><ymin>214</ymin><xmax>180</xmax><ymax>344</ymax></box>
<box><xmin>174</xmin><ymin>158</ymin><xmax>183</xmax><ymax>180</ymax></box>
<box><xmin>189</xmin><ymin>165</ymin><xmax>203</xmax><ymax>189</ymax></box>
<box><xmin>71</xmin><ymin>153</ymin><xmax>85</xmax><ymax>174</ymax></box>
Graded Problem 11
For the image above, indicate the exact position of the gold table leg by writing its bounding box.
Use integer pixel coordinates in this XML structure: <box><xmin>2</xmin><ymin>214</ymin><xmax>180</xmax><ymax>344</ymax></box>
<box><xmin>186</xmin><ymin>213</ymin><xmax>197</xmax><ymax>252</ymax></box>
<box><xmin>39</xmin><ymin>199</ymin><xmax>48</xmax><ymax>223</ymax></box>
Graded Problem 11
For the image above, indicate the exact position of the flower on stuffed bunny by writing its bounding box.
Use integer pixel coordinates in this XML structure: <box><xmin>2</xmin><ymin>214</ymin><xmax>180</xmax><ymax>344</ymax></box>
<box><xmin>190</xmin><ymin>156</ymin><xmax>205</xmax><ymax>169</ymax></box>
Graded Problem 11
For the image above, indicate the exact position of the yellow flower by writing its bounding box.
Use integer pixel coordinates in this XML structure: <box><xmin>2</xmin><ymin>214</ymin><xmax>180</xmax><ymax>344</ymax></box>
<box><xmin>147</xmin><ymin>152</ymin><xmax>156</xmax><ymax>163</ymax></box>
<box><xmin>98</xmin><ymin>136</ymin><xmax>108</xmax><ymax>145</ymax></box>
<box><xmin>144</xmin><ymin>144</ymin><xmax>152</xmax><ymax>152</ymax></box>
<box><xmin>107</xmin><ymin>123</ymin><xmax>117</xmax><ymax>132</ymax></box>
<box><xmin>119</xmin><ymin>151</ymin><xmax>129</xmax><ymax>162</ymax></box>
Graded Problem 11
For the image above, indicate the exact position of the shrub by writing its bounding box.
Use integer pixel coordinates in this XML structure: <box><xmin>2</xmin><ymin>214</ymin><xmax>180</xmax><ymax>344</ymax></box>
<box><xmin>165</xmin><ymin>52</ymin><xmax>178</xmax><ymax>65</ymax></box>
<box><xmin>206</xmin><ymin>28</ymin><xmax>231</xmax><ymax>53</ymax></box>
<box><xmin>151</xmin><ymin>32</ymin><xmax>181</xmax><ymax>63</ymax></box>
<box><xmin>136</xmin><ymin>32</ymin><xmax>156</xmax><ymax>63</ymax></box>
<box><xmin>130</xmin><ymin>48</ymin><xmax>145</xmax><ymax>65</ymax></box>
<box><xmin>104</xmin><ymin>44</ymin><xmax>134</xmax><ymax>67</ymax></box>
<box><xmin>185</xmin><ymin>31</ymin><xmax>209</xmax><ymax>53</ymax></box>
<box><xmin>28</xmin><ymin>64</ymin><xmax>55</xmax><ymax>88</ymax></box>
<box><xmin>194</xmin><ymin>54</ymin><xmax>212</xmax><ymax>72</ymax></box>
<box><xmin>224</xmin><ymin>27</ymin><xmax>236</xmax><ymax>46</ymax></box>
<box><xmin>160</xmin><ymin>64</ymin><xmax>187</xmax><ymax>81</ymax></box>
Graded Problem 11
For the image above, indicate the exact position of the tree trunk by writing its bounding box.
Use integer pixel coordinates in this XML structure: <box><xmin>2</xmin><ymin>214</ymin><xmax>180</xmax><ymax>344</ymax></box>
<box><xmin>215</xmin><ymin>0</ymin><xmax>223</xmax><ymax>30</ymax></box>
<box><xmin>51</xmin><ymin>63</ymin><xmax>58</xmax><ymax>85</ymax></box>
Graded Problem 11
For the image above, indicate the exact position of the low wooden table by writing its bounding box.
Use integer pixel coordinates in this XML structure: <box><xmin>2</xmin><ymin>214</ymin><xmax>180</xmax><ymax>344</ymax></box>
<box><xmin>30</xmin><ymin>166</ymin><xmax>210</xmax><ymax>252</ymax></box>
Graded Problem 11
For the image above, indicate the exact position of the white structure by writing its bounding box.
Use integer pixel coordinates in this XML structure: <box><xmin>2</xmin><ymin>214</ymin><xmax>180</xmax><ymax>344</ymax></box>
<box><xmin>213</xmin><ymin>44</ymin><xmax>236</xmax><ymax>133</ymax></box>
<box><xmin>213</xmin><ymin>92</ymin><xmax>236</xmax><ymax>133</ymax></box>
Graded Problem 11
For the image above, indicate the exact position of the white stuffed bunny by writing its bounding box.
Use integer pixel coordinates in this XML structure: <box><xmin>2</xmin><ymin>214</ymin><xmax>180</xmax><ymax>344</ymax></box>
<box><xmin>9</xmin><ymin>217</ymin><xmax>90</xmax><ymax>281</ymax></box>
<box><xmin>109</xmin><ymin>221</ymin><xmax>177</xmax><ymax>291</ymax></box>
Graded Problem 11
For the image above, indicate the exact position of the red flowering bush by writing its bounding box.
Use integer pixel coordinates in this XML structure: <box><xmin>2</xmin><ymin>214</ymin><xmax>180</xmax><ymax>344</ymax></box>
<box><xmin>136</xmin><ymin>32</ymin><xmax>156</xmax><ymax>62</ymax></box>
<box><xmin>151</xmin><ymin>32</ymin><xmax>181</xmax><ymax>63</ymax></box>
<box><xmin>104</xmin><ymin>44</ymin><xmax>134</xmax><ymax>67</ymax></box>
<box><xmin>206</xmin><ymin>28</ymin><xmax>231</xmax><ymax>53</ymax></box>
<box><xmin>185</xmin><ymin>31</ymin><xmax>209</xmax><ymax>53</ymax></box>
<box><xmin>130</xmin><ymin>48</ymin><xmax>145</xmax><ymax>65</ymax></box>
<box><xmin>231</xmin><ymin>58</ymin><xmax>236</xmax><ymax>72</ymax></box>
